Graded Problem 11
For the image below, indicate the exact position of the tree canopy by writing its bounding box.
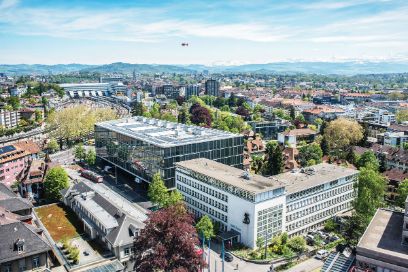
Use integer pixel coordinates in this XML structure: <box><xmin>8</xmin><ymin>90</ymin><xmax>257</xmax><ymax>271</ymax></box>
<box><xmin>47</xmin><ymin>105</ymin><xmax>117</xmax><ymax>143</ymax></box>
<box><xmin>196</xmin><ymin>215</ymin><xmax>214</xmax><ymax>240</ymax></box>
<box><xmin>298</xmin><ymin>143</ymin><xmax>323</xmax><ymax>167</ymax></box>
<box><xmin>262</xmin><ymin>141</ymin><xmax>284</xmax><ymax>176</ymax></box>
<box><xmin>148</xmin><ymin>173</ymin><xmax>183</xmax><ymax>208</ymax></box>
<box><xmin>323</xmin><ymin>118</ymin><xmax>363</xmax><ymax>155</ymax></box>
<box><xmin>133</xmin><ymin>204</ymin><xmax>206</xmax><ymax>272</ymax></box>
<box><xmin>356</xmin><ymin>151</ymin><xmax>380</xmax><ymax>171</ymax></box>
<box><xmin>396</xmin><ymin>179</ymin><xmax>408</xmax><ymax>208</ymax></box>
<box><xmin>44</xmin><ymin>166</ymin><xmax>69</xmax><ymax>201</ymax></box>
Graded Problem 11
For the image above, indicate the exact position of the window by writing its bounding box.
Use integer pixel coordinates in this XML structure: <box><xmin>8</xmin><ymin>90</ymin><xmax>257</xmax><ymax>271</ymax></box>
<box><xmin>32</xmin><ymin>256</ymin><xmax>40</xmax><ymax>268</ymax></box>
<box><xmin>17</xmin><ymin>245</ymin><xmax>24</xmax><ymax>253</ymax></box>
<box><xmin>124</xmin><ymin>247</ymin><xmax>130</xmax><ymax>256</ymax></box>
<box><xmin>4</xmin><ymin>264</ymin><xmax>11</xmax><ymax>272</ymax></box>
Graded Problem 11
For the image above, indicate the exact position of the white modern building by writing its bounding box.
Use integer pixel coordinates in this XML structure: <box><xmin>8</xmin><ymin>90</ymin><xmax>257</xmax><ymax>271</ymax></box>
<box><xmin>60</xmin><ymin>82</ymin><xmax>129</xmax><ymax>97</ymax></box>
<box><xmin>175</xmin><ymin>159</ymin><xmax>358</xmax><ymax>248</ymax></box>
<box><xmin>273</xmin><ymin>165</ymin><xmax>358</xmax><ymax>236</ymax></box>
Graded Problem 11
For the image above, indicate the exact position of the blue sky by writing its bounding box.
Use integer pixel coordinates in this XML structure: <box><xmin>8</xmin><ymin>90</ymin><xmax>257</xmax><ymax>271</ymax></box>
<box><xmin>0</xmin><ymin>0</ymin><xmax>407</xmax><ymax>64</ymax></box>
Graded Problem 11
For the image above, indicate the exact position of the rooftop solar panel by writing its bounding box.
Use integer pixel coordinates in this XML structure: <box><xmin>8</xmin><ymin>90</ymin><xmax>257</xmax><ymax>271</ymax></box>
<box><xmin>0</xmin><ymin>145</ymin><xmax>16</xmax><ymax>155</ymax></box>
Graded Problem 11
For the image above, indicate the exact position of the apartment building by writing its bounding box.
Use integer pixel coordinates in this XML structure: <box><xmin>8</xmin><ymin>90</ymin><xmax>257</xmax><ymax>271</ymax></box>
<box><xmin>205</xmin><ymin>79</ymin><xmax>219</xmax><ymax>97</ymax></box>
<box><xmin>0</xmin><ymin>110</ymin><xmax>20</xmax><ymax>129</ymax></box>
<box><xmin>175</xmin><ymin>159</ymin><xmax>358</xmax><ymax>248</ymax></box>
<box><xmin>277</xmin><ymin>128</ymin><xmax>318</xmax><ymax>147</ymax></box>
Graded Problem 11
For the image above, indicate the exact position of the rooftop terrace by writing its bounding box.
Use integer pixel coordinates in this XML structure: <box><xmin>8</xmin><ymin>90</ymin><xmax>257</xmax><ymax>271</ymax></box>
<box><xmin>96</xmin><ymin>116</ymin><xmax>240</xmax><ymax>148</ymax></box>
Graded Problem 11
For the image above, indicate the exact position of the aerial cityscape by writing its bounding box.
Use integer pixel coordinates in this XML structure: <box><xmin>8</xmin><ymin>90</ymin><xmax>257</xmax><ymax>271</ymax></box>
<box><xmin>1</xmin><ymin>0</ymin><xmax>408</xmax><ymax>272</ymax></box>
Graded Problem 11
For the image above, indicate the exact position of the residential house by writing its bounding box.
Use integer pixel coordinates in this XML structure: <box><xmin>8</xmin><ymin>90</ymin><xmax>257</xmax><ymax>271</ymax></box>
<box><xmin>277</xmin><ymin>128</ymin><xmax>318</xmax><ymax>147</ymax></box>
<box><xmin>0</xmin><ymin>183</ymin><xmax>33</xmax><ymax>224</ymax></box>
<box><xmin>383</xmin><ymin>168</ymin><xmax>408</xmax><ymax>203</ymax></box>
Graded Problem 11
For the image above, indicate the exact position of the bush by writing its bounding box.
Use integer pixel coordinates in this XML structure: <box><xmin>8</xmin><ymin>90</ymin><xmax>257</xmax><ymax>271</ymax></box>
<box><xmin>324</xmin><ymin>219</ymin><xmax>337</xmax><ymax>232</ymax></box>
<box><xmin>287</xmin><ymin>236</ymin><xmax>306</xmax><ymax>253</ymax></box>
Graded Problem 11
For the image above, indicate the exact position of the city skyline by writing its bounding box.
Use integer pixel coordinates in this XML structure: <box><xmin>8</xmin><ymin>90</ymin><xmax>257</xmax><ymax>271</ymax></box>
<box><xmin>0</xmin><ymin>0</ymin><xmax>407</xmax><ymax>65</ymax></box>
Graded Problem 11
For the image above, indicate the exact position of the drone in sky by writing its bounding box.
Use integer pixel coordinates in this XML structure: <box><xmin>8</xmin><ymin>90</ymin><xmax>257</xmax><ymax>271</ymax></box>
<box><xmin>181</xmin><ymin>42</ymin><xmax>189</xmax><ymax>47</ymax></box>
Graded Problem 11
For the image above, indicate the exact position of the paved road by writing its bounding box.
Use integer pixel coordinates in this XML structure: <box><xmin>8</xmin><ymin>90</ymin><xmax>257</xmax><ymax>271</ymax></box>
<box><xmin>50</xmin><ymin>149</ymin><xmax>74</xmax><ymax>165</ymax></box>
<box><xmin>286</xmin><ymin>258</ymin><xmax>323</xmax><ymax>272</ymax></box>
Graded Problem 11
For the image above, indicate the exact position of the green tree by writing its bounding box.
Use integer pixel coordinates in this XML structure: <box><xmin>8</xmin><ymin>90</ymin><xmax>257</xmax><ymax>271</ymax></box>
<box><xmin>298</xmin><ymin>143</ymin><xmax>323</xmax><ymax>167</ymax></box>
<box><xmin>74</xmin><ymin>144</ymin><xmax>86</xmax><ymax>161</ymax></box>
<box><xmin>196</xmin><ymin>215</ymin><xmax>214</xmax><ymax>240</ymax></box>
<box><xmin>289</xmin><ymin>106</ymin><xmax>296</xmax><ymax>120</ymax></box>
<box><xmin>396</xmin><ymin>109</ymin><xmax>408</xmax><ymax>123</ymax></box>
<box><xmin>262</xmin><ymin>141</ymin><xmax>284</xmax><ymax>176</ymax></box>
<box><xmin>86</xmin><ymin>149</ymin><xmax>96</xmax><ymax>166</ymax></box>
<box><xmin>165</xmin><ymin>190</ymin><xmax>183</xmax><ymax>207</ymax></box>
<box><xmin>131</xmin><ymin>101</ymin><xmax>145</xmax><ymax>116</ymax></box>
<box><xmin>396</xmin><ymin>179</ymin><xmax>408</xmax><ymax>208</ymax></box>
<box><xmin>44</xmin><ymin>166</ymin><xmax>69</xmax><ymax>201</ymax></box>
<box><xmin>354</xmin><ymin>168</ymin><xmax>386</xmax><ymax>218</ymax></box>
<box><xmin>46</xmin><ymin>138</ymin><xmax>60</xmax><ymax>154</ymax></box>
<box><xmin>287</xmin><ymin>236</ymin><xmax>306</xmax><ymax>253</ymax></box>
<box><xmin>356</xmin><ymin>151</ymin><xmax>379</xmax><ymax>171</ymax></box>
<box><xmin>34</xmin><ymin>109</ymin><xmax>43</xmax><ymax>123</ymax></box>
<box><xmin>148</xmin><ymin>173</ymin><xmax>169</xmax><ymax>208</ymax></box>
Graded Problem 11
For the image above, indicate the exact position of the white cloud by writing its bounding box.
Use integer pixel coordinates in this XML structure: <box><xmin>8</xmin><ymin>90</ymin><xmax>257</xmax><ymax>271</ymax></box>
<box><xmin>0</xmin><ymin>0</ymin><xmax>18</xmax><ymax>9</ymax></box>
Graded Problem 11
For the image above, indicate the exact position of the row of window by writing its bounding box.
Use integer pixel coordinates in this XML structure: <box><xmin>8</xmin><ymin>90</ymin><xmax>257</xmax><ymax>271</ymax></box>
<box><xmin>177</xmin><ymin>183</ymin><xmax>228</xmax><ymax>213</ymax></box>
<box><xmin>257</xmin><ymin>206</ymin><xmax>283</xmax><ymax>240</ymax></box>
<box><xmin>177</xmin><ymin>174</ymin><xmax>228</xmax><ymax>203</ymax></box>
<box><xmin>287</xmin><ymin>184</ymin><xmax>325</xmax><ymax>202</ymax></box>
<box><xmin>2</xmin><ymin>256</ymin><xmax>40</xmax><ymax>272</ymax></box>
<box><xmin>124</xmin><ymin>246</ymin><xmax>134</xmax><ymax>257</ymax></box>
<box><xmin>286</xmin><ymin>201</ymin><xmax>352</xmax><ymax>232</ymax></box>
<box><xmin>287</xmin><ymin>192</ymin><xmax>354</xmax><ymax>222</ymax></box>
<box><xmin>184</xmin><ymin>195</ymin><xmax>228</xmax><ymax>223</ymax></box>
<box><xmin>188</xmin><ymin>206</ymin><xmax>228</xmax><ymax>232</ymax></box>
<box><xmin>287</xmin><ymin>183</ymin><xmax>354</xmax><ymax>212</ymax></box>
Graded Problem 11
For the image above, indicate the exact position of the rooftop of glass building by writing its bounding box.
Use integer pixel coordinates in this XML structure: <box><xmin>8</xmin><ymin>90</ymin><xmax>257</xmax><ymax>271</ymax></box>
<box><xmin>96</xmin><ymin>116</ymin><xmax>241</xmax><ymax>148</ymax></box>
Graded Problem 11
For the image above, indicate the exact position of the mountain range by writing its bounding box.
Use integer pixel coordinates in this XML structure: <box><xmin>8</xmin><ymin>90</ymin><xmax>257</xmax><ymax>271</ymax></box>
<box><xmin>1</xmin><ymin>61</ymin><xmax>408</xmax><ymax>76</ymax></box>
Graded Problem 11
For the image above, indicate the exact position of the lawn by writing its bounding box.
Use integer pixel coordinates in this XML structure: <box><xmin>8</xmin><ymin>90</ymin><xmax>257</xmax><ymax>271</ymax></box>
<box><xmin>36</xmin><ymin>204</ymin><xmax>83</xmax><ymax>242</ymax></box>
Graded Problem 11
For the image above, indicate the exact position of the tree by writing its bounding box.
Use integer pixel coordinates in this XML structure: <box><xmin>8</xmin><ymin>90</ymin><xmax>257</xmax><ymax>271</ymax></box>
<box><xmin>46</xmin><ymin>138</ymin><xmax>60</xmax><ymax>154</ymax></box>
<box><xmin>356</xmin><ymin>151</ymin><xmax>380</xmax><ymax>171</ymax></box>
<box><xmin>298</xmin><ymin>143</ymin><xmax>323</xmax><ymax>167</ymax></box>
<box><xmin>323</xmin><ymin>118</ymin><xmax>363</xmax><ymax>156</ymax></box>
<box><xmin>190</xmin><ymin>104</ymin><xmax>212</xmax><ymax>127</ymax></box>
<box><xmin>34</xmin><ymin>109</ymin><xmax>43</xmax><ymax>123</ymax></box>
<box><xmin>148</xmin><ymin>173</ymin><xmax>169</xmax><ymax>208</ymax></box>
<box><xmin>396</xmin><ymin>109</ymin><xmax>408</xmax><ymax>123</ymax></box>
<box><xmin>131</xmin><ymin>102</ymin><xmax>145</xmax><ymax>116</ymax></box>
<box><xmin>47</xmin><ymin>105</ymin><xmax>117</xmax><ymax>144</ymax></box>
<box><xmin>235</xmin><ymin>106</ymin><xmax>250</xmax><ymax>119</ymax></box>
<box><xmin>251</xmin><ymin>155</ymin><xmax>264</xmax><ymax>174</ymax></box>
<box><xmin>86</xmin><ymin>149</ymin><xmax>96</xmax><ymax>166</ymax></box>
<box><xmin>166</xmin><ymin>190</ymin><xmax>183</xmax><ymax>207</ymax></box>
<box><xmin>196</xmin><ymin>215</ymin><xmax>214</xmax><ymax>240</ymax></box>
<box><xmin>74</xmin><ymin>144</ymin><xmax>86</xmax><ymax>161</ymax></box>
<box><xmin>396</xmin><ymin>179</ymin><xmax>408</xmax><ymax>208</ymax></box>
<box><xmin>378</xmin><ymin>152</ymin><xmax>387</xmax><ymax>172</ymax></box>
<box><xmin>44</xmin><ymin>166</ymin><xmax>69</xmax><ymax>201</ymax></box>
<box><xmin>287</xmin><ymin>236</ymin><xmax>306</xmax><ymax>253</ymax></box>
<box><xmin>7</xmin><ymin>96</ymin><xmax>20</xmax><ymax>110</ymax></box>
<box><xmin>262</xmin><ymin>141</ymin><xmax>284</xmax><ymax>176</ymax></box>
<box><xmin>354</xmin><ymin>168</ymin><xmax>386</xmax><ymax>219</ymax></box>
<box><xmin>133</xmin><ymin>204</ymin><xmax>206</xmax><ymax>272</ymax></box>
<box><xmin>289</xmin><ymin>106</ymin><xmax>296</xmax><ymax>120</ymax></box>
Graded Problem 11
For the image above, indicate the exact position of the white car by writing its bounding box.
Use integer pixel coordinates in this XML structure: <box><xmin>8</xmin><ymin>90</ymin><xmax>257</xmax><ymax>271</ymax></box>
<box><xmin>316</xmin><ymin>249</ymin><xmax>329</xmax><ymax>260</ymax></box>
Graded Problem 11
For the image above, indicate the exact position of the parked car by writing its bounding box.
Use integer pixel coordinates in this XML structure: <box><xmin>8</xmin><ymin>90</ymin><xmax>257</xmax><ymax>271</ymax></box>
<box><xmin>220</xmin><ymin>252</ymin><xmax>234</xmax><ymax>262</ymax></box>
<box><xmin>316</xmin><ymin>249</ymin><xmax>329</xmax><ymax>260</ymax></box>
<box><xmin>329</xmin><ymin>235</ymin><xmax>340</xmax><ymax>242</ymax></box>
<box><xmin>306</xmin><ymin>235</ymin><xmax>315</xmax><ymax>246</ymax></box>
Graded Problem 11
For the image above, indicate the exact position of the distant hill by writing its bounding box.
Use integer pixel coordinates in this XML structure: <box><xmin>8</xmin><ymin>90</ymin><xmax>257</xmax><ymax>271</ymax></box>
<box><xmin>0</xmin><ymin>64</ymin><xmax>95</xmax><ymax>75</ymax></box>
<box><xmin>1</xmin><ymin>61</ymin><xmax>408</xmax><ymax>75</ymax></box>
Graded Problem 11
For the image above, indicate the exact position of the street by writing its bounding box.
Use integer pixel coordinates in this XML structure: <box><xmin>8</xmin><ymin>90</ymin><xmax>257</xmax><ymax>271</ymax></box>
<box><xmin>203</xmin><ymin>242</ymin><xmax>323</xmax><ymax>272</ymax></box>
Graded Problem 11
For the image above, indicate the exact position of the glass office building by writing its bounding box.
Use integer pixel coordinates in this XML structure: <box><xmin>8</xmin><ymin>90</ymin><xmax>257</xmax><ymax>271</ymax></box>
<box><xmin>95</xmin><ymin>116</ymin><xmax>244</xmax><ymax>188</ymax></box>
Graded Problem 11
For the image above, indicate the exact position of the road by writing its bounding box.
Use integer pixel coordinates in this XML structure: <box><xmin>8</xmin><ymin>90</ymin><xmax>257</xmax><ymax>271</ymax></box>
<box><xmin>50</xmin><ymin>149</ymin><xmax>74</xmax><ymax>165</ymax></box>
<box><xmin>203</xmin><ymin>243</ymin><xmax>323</xmax><ymax>272</ymax></box>
<box><xmin>286</xmin><ymin>258</ymin><xmax>323</xmax><ymax>272</ymax></box>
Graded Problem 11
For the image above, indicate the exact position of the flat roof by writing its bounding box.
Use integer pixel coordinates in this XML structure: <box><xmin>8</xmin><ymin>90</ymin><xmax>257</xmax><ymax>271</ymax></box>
<box><xmin>96</xmin><ymin>116</ymin><xmax>240</xmax><ymax>148</ymax></box>
<box><xmin>271</xmin><ymin>163</ymin><xmax>359</xmax><ymax>194</ymax></box>
<box><xmin>176</xmin><ymin>158</ymin><xmax>285</xmax><ymax>194</ymax></box>
<box><xmin>357</xmin><ymin>209</ymin><xmax>408</xmax><ymax>268</ymax></box>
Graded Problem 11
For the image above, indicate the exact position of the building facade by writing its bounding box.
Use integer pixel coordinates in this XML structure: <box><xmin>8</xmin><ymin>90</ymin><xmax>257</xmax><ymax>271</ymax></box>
<box><xmin>248</xmin><ymin>119</ymin><xmax>289</xmax><ymax>140</ymax></box>
<box><xmin>176</xmin><ymin>159</ymin><xmax>358</xmax><ymax>248</ymax></box>
<box><xmin>95</xmin><ymin>116</ymin><xmax>244</xmax><ymax>188</ymax></box>
<box><xmin>185</xmin><ymin>85</ymin><xmax>200</xmax><ymax>99</ymax></box>
<box><xmin>205</xmin><ymin>79</ymin><xmax>219</xmax><ymax>97</ymax></box>
<box><xmin>0</xmin><ymin>110</ymin><xmax>20</xmax><ymax>129</ymax></box>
